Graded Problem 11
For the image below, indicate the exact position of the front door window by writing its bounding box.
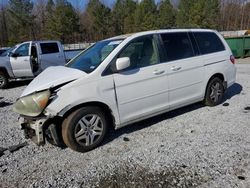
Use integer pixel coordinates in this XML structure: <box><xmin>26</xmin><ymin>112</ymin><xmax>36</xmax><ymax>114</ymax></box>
<box><xmin>14</xmin><ymin>43</ymin><xmax>30</xmax><ymax>57</ymax></box>
<box><xmin>118</xmin><ymin>36</ymin><xmax>160</xmax><ymax>70</ymax></box>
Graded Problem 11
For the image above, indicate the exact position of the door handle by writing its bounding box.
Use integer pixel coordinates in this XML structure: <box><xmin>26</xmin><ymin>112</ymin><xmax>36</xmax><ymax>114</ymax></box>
<box><xmin>24</xmin><ymin>59</ymin><xmax>29</xmax><ymax>62</ymax></box>
<box><xmin>153</xmin><ymin>70</ymin><xmax>165</xmax><ymax>75</ymax></box>
<box><xmin>171</xmin><ymin>66</ymin><xmax>182</xmax><ymax>71</ymax></box>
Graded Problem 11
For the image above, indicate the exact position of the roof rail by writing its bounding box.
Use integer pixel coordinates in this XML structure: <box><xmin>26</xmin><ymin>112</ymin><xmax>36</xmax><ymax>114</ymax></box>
<box><xmin>160</xmin><ymin>26</ymin><xmax>201</xmax><ymax>29</ymax></box>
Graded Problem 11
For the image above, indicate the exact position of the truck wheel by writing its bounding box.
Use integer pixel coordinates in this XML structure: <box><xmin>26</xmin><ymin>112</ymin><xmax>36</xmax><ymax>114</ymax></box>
<box><xmin>62</xmin><ymin>107</ymin><xmax>107</xmax><ymax>152</ymax></box>
<box><xmin>0</xmin><ymin>71</ymin><xmax>8</xmax><ymax>89</ymax></box>
<box><xmin>204</xmin><ymin>77</ymin><xmax>224</xmax><ymax>106</ymax></box>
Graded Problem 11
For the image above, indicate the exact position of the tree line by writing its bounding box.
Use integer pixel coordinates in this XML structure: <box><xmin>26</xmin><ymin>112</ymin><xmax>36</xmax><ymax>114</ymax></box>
<box><xmin>0</xmin><ymin>0</ymin><xmax>250</xmax><ymax>47</ymax></box>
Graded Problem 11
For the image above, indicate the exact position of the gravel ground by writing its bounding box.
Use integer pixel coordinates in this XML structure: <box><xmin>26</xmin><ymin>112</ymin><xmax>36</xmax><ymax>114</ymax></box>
<box><xmin>0</xmin><ymin>59</ymin><xmax>250</xmax><ymax>188</ymax></box>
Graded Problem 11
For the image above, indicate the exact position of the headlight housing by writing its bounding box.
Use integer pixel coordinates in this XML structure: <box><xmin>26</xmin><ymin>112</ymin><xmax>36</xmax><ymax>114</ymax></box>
<box><xmin>13</xmin><ymin>90</ymin><xmax>51</xmax><ymax>117</ymax></box>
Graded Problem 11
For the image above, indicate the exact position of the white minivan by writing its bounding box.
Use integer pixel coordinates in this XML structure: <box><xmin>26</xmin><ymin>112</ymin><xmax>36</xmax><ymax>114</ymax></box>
<box><xmin>13</xmin><ymin>29</ymin><xmax>236</xmax><ymax>152</ymax></box>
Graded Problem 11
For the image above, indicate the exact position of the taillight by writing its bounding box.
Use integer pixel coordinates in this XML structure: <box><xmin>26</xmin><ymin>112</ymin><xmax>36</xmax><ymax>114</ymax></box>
<box><xmin>230</xmin><ymin>55</ymin><xmax>235</xmax><ymax>64</ymax></box>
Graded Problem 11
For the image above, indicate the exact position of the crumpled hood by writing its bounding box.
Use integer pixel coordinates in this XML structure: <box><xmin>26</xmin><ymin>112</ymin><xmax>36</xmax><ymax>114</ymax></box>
<box><xmin>21</xmin><ymin>66</ymin><xmax>86</xmax><ymax>97</ymax></box>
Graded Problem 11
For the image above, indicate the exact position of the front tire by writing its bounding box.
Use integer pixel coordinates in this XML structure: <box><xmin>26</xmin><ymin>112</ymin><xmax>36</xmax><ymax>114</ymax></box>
<box><xmin>62</xmin><ymin>107</ymin><xmax>107</xmax><ymax>152</ymax></box>
<box><xmin>204</xmin><ymin>77</ymin><xmax>224</xmax><ymax>106</ymax></box>
<box><xmin>0</xmin><ymin>71</ymin><xmax>9</xmax><ymax>89</ymax></box>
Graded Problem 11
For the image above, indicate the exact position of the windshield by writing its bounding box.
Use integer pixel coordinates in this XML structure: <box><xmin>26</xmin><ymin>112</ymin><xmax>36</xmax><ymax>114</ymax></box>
<box><xmin>0</xmin><ymin>46</ymin><xmax>16</xmax><ymax>57</ymax></box>
<box><xmin>66</xmin><ymin>39</ymin><xmax>123</xmax><ymax>73</ymax></box>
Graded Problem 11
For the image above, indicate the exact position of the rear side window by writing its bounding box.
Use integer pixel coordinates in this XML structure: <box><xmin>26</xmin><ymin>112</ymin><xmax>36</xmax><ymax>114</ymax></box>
<box><xmin>40</xmin><ymin>43</ymin><xmax>59</xmax><ymax>54</ymax></box>
<box><xmin>193</xmin><ymin>32</ymin><xmax>225</xmax><ymax>54</ymax></box>
<box><xmin>161</xmin><ymin>32</ymin><xmax>194</xmax><ymax>61</ymax></box>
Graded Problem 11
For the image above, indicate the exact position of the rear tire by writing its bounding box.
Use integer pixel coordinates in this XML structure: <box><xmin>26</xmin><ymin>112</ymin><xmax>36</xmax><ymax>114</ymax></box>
<box><xmin>0</xmin><ymin>71</ymin><xmax>8</xmax><ymax>89</ymax></box>
<box><xmin>62</xmin><ymin>107</ymin><xmax>107</xmax><ymax>152</ymax></box>
<box><xmin>204</xmin><ymin>77</ymin><xmax>224</xmax><ymax>106</ymax></box>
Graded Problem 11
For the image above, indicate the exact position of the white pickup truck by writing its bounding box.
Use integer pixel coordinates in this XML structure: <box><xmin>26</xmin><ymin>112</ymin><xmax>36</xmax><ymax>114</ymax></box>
<box><xmin>0</xmin><ymin>41</ymin><xmax>80</xmax><ymax>88</ymax></box>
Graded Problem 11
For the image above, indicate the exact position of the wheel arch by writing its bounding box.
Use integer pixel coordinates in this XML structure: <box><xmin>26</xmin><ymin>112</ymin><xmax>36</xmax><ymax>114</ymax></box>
<box><xmin>59</xmin><ymin>101</ymin><xmax>116</xmax><ymax>128</ymax></box>
<box><xmin>203</xmin><ymin>72</ymin><xmax>225</xmax><ymax>101</ymax></box>
<box><xmin>209</xmin><ymin>73</ymin><xmax>225</xmax><ymax>82</ymax></box>
<box><xmin>205</xmin><ymin>73</ymin><xmax>225</xmax><ymax>92</ymax></box>
<box><xmin>0</xmin><ymin>67</ymin><xmax>10</xmax><ymax>78</ymax></box>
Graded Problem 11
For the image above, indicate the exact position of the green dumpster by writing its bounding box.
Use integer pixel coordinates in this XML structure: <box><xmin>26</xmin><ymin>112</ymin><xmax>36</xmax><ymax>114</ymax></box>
<box><xmin>225</xmin><ymin>36</ymin><xmax>250</xmax><ymax>58</ymax></box>
<box><xmin>244</xmin><ymin>37</ymin><xmax>250</xmax><ymax>57</ymax></box>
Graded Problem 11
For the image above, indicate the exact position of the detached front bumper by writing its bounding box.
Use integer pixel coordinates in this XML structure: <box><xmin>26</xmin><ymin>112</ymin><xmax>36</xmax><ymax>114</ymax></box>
<box><xmin>19</xmin><ymin>117</ymin><xmax>48</xmax><ymax>145</ymax></box>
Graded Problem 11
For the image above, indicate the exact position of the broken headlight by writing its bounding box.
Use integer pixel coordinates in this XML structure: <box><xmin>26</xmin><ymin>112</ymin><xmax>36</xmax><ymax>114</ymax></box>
<box><xmin>13</xmin><ymin>90</ymin><xmax>51</xmax><ymax>117</ymax></box>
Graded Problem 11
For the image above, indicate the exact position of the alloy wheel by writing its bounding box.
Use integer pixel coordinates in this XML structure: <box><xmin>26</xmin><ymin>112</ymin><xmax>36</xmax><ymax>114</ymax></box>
<box><xmin>210</xmin><ymin>82</ymin><xmax>223</xmax><ymax>103</ymax></box>
<box><xmin>74</xmin><ymin>114</ymin><xmax>104</xmax><ymax>146</ymax></box>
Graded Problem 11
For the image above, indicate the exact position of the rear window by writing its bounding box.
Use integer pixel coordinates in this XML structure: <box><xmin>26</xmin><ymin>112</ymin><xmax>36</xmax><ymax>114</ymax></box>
<box><xmin>193</xmin><ymin>32</ymin><xmax>225</xmax><ymax>54</ymax></box>
<box><xmin>40</xmin><ymin>43</ymin><xmax>59</xmax><ymax>54</ymax></box>
<box><xmin>161</xmin><ymin>32</ymin><xmax>194</xmax><ymax>61</ymax></box>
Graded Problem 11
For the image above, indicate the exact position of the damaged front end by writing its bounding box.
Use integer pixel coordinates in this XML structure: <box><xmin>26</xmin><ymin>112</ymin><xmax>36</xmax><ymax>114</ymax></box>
<box><xmin>13</xmin><ymin>89</ymin><xmax>52</xmax><ymax>145</ymax></box>
<box><xmin>12</xmin><ymin>66</ymin><xmax>87</xmax><ymax>147</ymax></box>
<box><xmin>19</xmin><ymin>116</ymin><xmax>48</xmax><ymax>145</ymax></box>
<box><xmin>19</xmin><ymin>116</ymin><xmax>63</xmax><ymax>146</ymax></box>
<box><xmin>13</xmin><ymin>89</ymin><xmax>63</xmax><ymax>146</ymax></box>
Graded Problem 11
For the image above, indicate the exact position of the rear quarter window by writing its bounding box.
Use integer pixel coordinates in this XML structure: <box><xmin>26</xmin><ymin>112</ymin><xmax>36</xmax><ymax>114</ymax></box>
<box><xmin>40</xmin><ymin>43</ymin><xmax>59</xmax><ymax>54</ymax></box>
<box><xmin>193</xmin><ymin>32</ymin><xmax>225</xmax><ymax>54</ymax></box>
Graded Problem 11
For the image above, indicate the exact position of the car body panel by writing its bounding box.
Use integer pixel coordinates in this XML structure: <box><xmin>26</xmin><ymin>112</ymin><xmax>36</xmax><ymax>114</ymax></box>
<box><xmin>113</xmin><ymin>63</ymin><xmax>169</xmax><ymax>124</ymax></box>
<box><xmin>45</xmin><ymin>74</ymin><xmax>121</xmax><ymax>125</ymax></box>
<box><xmin>0</xmin><ymin>56</ymin><xmax>15</xmax><ymax>77</ymax></box>
<box><xmin>10</xmin><ymin>42</ymin><xmax>34</xmax><ymax>77</ymax></box>
<box><xmin>166</xmin><ymin>55</ymin><xmax>205</xmax><ymax>108</ymax></box>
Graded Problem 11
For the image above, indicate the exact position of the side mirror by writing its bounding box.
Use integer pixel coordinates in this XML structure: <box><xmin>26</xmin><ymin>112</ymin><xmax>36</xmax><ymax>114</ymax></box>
<box><xmin>10</xmin><ymin>52</ymin><xmax>18</xmax><ymax>58</ymax></box>
<box><xmin>116</xmin><ymin>57</ymin><xmax>130</xmax><ymax>71</ymax></box>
